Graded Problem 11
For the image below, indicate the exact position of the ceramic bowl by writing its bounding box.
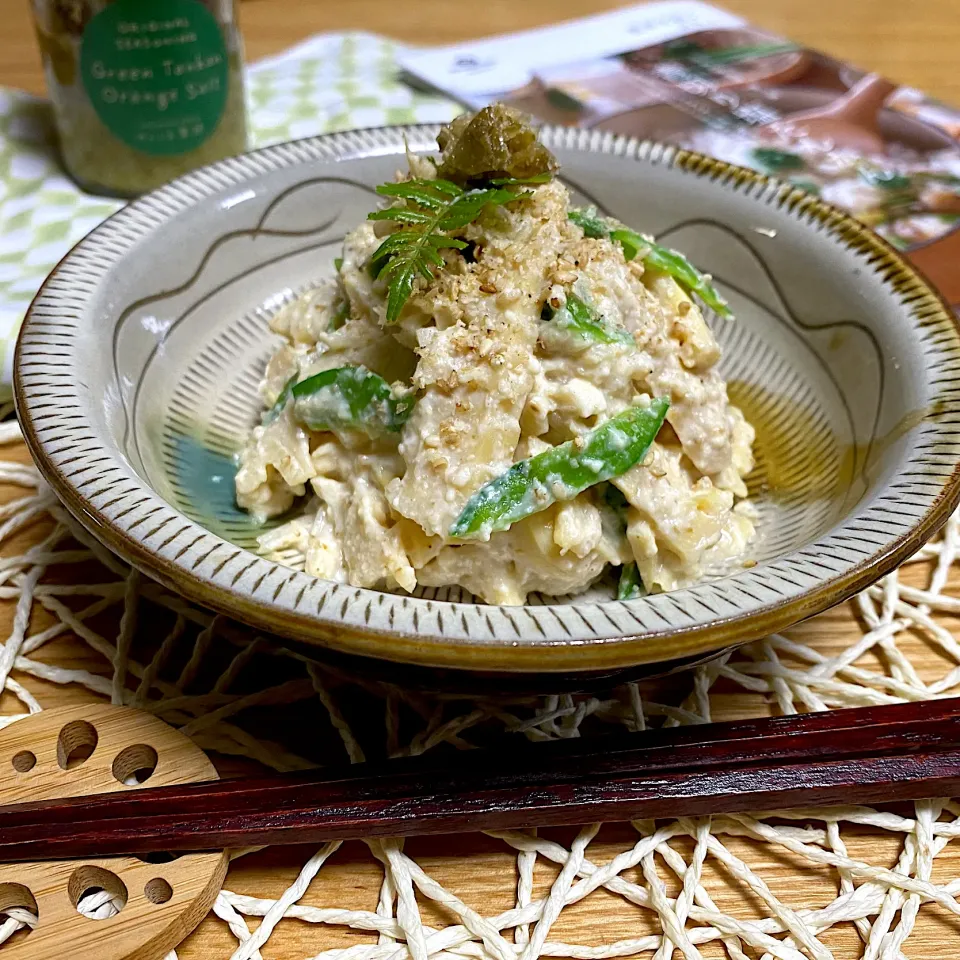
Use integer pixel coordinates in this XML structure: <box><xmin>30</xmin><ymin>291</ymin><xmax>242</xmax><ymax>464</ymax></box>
<box><xmin>15</xmin><ymin>125</ymin><xmax>960</xmax><ymax>675</ymax></box>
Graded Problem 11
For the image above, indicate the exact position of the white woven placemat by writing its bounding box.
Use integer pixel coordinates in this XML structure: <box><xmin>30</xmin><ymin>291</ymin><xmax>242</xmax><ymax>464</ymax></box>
<box><xmin>0</xmin><ymin>407</ymin><xmax>959</xmax><ymax>959</ymax></box>
<box><xmin>0</xmin><ymin>32</ymin><xmax>459</xmax><ymax>398</ymax></box>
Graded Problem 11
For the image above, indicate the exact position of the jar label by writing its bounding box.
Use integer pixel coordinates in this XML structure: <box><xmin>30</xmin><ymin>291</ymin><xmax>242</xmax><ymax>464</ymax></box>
<box><xmin>80</xmin><ymin>0</ymin><xmax>229</xmax><ymax>157</ymax></box>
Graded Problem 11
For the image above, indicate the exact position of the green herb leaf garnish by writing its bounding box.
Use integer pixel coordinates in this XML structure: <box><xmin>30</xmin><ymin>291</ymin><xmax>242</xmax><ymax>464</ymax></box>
<box><xmin>916</xmin><ymin>171</ymin><xmax>960</xmax><ymax>188</ymax></box>
<box><xmin>368</xmin><ymin>179</ymin><xmax>527</xmax><ymax>323</ymax></box>
<box><xmin>568</xmin><ymin>209</ymin><xmax>732</xmax><ymax>320</ymax></box>
<box><xmin>857</xmin><ymin>167</ymin><xmax>912</xmax><ymax>191</ymax></box>
<box><xmin>788</xmin><ymin>179</ymin><xmax>821</xmax><ymax>195</ymax></box>
<box><xmin>603</xmin><ymin>482</ymin><xmax>630</xmax><ymax>516</ymax></box>
<box><xmin>330</xmin><ymin>299</ymin><xmax>350</xmax><ymax>330</ymax></box>
<box><xmin>663</xmin><ymin>39</ymin><xmax>800</xmax><ymax>66</ymax></box>
<box><xmin>450</xmin><ymin>399</ymin><xmax>669</xmax><ymax>540</ymax></box>
<box><xmin>568</xmin><ymin>208</ymin><xmax>611</xmax><ymax>239</ymax></box>
<box><xmin>262</xmin><ymin>376</ymin><xmax>297</xmax><ymax>425</ymax></box>
<box><xmin>545</xmin><ymin>87</ymin><xmax>586</xmax><ymax>112</ymax></box>
<box><xmin>751</xmin><ymin>147</ymin><xmax>805</xmax><ymax>173</ymax></box>
<box><xmin>292</xmin><ymin>365</ymin><xmax>416</xmax><ymax>436</ymax></box>
<box><xmin>643</xmin><ymin>242</ymin><xmax>732</xmax><ymax>320</ymax></box>
<box><xmin>687</xmin><ymin>42</ymin><xmax>799</xmax><ymax>66</ymax></box>
<box><xmin>489</xmin><ymin>173</ymin><xmax>553</xmax><ymax>186</ymax></box>
<box><xmin>617</xmin><ymin>562</ymin><xmax>644</xmax><ymax>600</ymax></box>
<box><xmin>543</xmin><ymin>291</ymin><xmax>634</xmax><ymax>346</ymax></box>
<box><xmin>610</xmin><ymin>228</ymin><xmax>650</xmax><ymax>262</ymax></box>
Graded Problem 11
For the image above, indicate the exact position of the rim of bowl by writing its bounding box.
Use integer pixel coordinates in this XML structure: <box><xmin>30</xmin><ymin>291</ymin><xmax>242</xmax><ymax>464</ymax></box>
<box><xmin>14</xmin><ymin>123</ymin><xmax>960</xmax><ymax>674</ymax></box>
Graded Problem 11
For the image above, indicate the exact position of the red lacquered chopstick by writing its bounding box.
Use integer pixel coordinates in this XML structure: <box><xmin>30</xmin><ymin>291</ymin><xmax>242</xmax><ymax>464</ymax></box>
<box><xmin>2</xmin><ymin>697</ymin><xmax>959</xmax><ymax>862</ymax></box>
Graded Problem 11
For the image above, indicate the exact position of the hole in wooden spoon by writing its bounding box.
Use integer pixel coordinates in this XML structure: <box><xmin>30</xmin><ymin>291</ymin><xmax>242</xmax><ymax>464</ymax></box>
<box><xmin>111</xmin><ymin>744</ymin><xmax>158</xmax><ymax>785</ymax></box>
<box><xmin>11</xmin><ymin>751</ymin><xmax>35</xmax><ymax>773</ymax></box>
<box><xmin>56</xmin><ymin>720</ymin><xmax>98</xmax><ymax>770</ymax></box>
<box><xmin>136</xmin><ymin>852</ymin><xmax>181</xmax><ymax>864</ymax></box>
<box><xmin>68</xmin><ymin>866</ymin><xmax>127</xmax><ymax>921</ymax></box>
<box><xmin>144</xmin><ymin>878</ymin><xmax>173</xmax><ymax>905</ymax></box>
<box><xmin>0</xmin><ymin>883</ymin><xmax>38</xmax><ymax>946</ymax></box>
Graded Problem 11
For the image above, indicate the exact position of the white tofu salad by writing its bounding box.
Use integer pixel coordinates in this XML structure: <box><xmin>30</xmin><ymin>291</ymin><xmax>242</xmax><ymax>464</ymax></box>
<box><xmin>235</xmin><ymin>105</ymin><xmax>755</xmax><ymax>605</ymax></box>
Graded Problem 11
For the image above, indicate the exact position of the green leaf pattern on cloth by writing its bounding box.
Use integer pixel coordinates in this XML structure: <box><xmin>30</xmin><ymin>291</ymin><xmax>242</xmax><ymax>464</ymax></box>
<box><xmin>0</xmin><ymin>32</ymin><xmax>460</xmax><ymax>398</ymax></box>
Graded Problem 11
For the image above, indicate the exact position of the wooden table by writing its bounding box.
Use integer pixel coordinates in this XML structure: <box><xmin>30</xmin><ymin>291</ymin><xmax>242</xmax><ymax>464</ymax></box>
<box><xmin>2</xmin><ymin>1</ymin><xmax>960</xmax><ymax>957</ymax></box>
<box><xmin>3</xmin><ymin>0</ymin><xmax>960</xmax><ymax>105</ymax></box>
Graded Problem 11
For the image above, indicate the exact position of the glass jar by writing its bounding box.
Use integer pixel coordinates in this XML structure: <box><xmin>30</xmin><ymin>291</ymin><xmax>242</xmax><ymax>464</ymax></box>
<box><xmin>30</xmin><ymin>0</ymin><xmax>248</xmax><ymax>197</ymax></box>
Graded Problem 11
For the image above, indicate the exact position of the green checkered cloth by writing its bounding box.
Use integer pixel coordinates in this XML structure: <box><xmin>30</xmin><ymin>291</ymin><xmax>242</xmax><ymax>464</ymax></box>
<box><xmin>0</xmin><ymin>32</ymin><xmax>459</xmax><ymax>399</ymax></box>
